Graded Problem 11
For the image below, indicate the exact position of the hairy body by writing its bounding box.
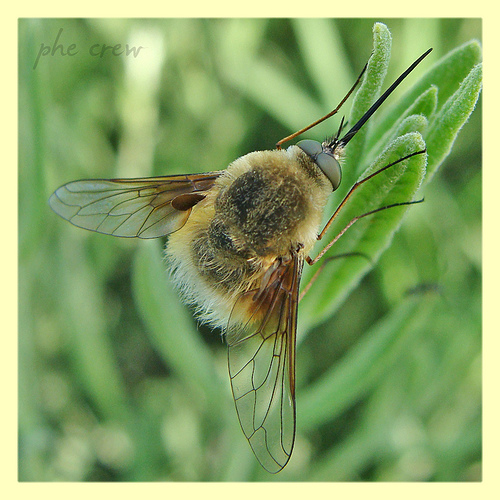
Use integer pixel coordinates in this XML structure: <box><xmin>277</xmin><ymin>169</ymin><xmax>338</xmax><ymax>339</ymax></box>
<box><xmin>166</xmin><ymin>146</ymin><xmax>332</xmax><ymax>328</ymax></box>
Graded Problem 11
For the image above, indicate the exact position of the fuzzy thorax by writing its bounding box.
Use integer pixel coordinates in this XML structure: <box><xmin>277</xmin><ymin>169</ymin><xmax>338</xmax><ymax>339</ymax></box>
<box><xmin>166</xmin><ymin>146</ymin><xmax>332</xmax><ymax>329</ymax></box>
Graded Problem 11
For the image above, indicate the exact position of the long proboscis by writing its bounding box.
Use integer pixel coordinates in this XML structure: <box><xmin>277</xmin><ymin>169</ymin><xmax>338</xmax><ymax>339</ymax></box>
<box><xmin>338</xmin><ymin>48</ymin><xmax>433</xmax><ymax>147</ymax></box>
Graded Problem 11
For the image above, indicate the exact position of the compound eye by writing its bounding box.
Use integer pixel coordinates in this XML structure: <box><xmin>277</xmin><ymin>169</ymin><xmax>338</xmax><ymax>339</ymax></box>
<box><xmin>296</xmin><ymin>139</ymin><xmax>322</xmax><ymax>157</ymax></box>
<box><xmin>296</xmin><ymin>139</ymin><xmax>342</xmax><ymax>190</ymax></box>
<box><xmin>316</xmin><ymin>151</ymin><xmax>342</xmax><ymax>190</ymax></box>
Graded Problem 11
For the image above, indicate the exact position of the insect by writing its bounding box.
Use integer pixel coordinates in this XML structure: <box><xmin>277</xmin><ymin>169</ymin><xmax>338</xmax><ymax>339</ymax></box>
<box><xmin>49</xmin><ymin>48</ymin><xmax>432</xmax><ymax>473</ymax></box>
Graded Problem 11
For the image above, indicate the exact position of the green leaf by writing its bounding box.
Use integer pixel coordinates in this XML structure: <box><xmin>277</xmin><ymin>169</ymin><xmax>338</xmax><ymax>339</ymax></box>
<box><xmin>368</xmin><ymin>85</ymin><xmax>438</xmax><ymax>158</ymax></box>
<box><xmin>425</xmin><ymin>63</ymin><xmax>482</xmax><ymax>182</ymax></box>
<box><xmin>299</xmin><ymin>132</ymin><xmax>426</xmax><ymax>333</ymax></box>
<box><xmin>392</xmin><ymin>114</ymin><xmax>429</xmax><ymax>141</ymax></box>
<box><xmin>342</xmin><ymin>22</ymin><xmax>392</xmax><ymax>182</ymax></box>
<box><xmin>371</xmin><ymin>39</ymin><xmax>482</xmax><ymax>149</ymax></box>
<box><xmin>298</xmin><ymin>30</ymin><xmax>482</xmax><ymax>338</ymax></box>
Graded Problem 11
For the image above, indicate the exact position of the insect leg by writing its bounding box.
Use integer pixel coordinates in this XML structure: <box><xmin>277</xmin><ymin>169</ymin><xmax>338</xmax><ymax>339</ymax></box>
<box><xmin>307</xmin><ymin>198</ymin><xmax>423</xmax><ymax>266</ymax></box>
<box><xmin>275</xmin><ymin>60</ymin><xmax>368</xmax><ymax>149</ymax></box>
<box><xmin>317</xmin><ymin>150</ymin><xmax>426</xmax><ymax>242</ymax></box>
<box><xmin>299</xmin><ymin>251</ymin><xmax>371</xmax><ymax>301</ymax></box>
<box><xmin>306</xmin><ymin>149</ymin><xmax>426</xmax><ymax>266</ymax></box>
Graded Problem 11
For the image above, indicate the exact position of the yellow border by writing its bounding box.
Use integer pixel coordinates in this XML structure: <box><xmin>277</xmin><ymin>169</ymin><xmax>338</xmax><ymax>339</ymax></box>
<box><xmin>8</xmin><ymin>6</ymin><xmax>493</xmax><ymax>499</ymax></box>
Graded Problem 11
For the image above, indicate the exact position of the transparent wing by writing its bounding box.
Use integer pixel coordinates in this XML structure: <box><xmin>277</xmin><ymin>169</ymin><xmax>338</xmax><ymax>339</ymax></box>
<box><xmin>49</xmin><ymin>172</ymin><xmax>221</xmax><ymax>238</ymax></box>
<box><xmin>226</xmin><ymin>251</ymin><xmax>303</xmax><ymax>473</ymax></box>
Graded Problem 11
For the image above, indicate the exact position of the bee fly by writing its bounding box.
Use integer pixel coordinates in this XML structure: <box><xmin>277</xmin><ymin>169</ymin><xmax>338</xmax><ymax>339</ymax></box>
<box><xmin>50</xmin><ymin>48</ymin><xmax>432</xmax><ymax>473</ymax></box>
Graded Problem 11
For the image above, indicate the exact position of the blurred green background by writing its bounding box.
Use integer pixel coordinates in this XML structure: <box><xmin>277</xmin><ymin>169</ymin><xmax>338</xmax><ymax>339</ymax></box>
<box><xmin>19</xmin><ymin>18</ymin><xmax>481</xmax><ymax>481</ymax></box>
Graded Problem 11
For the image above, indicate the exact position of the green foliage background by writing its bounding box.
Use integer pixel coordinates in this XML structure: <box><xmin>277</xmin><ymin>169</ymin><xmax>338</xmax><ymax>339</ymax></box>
<box><xmin>19</xmin><ymin>18</ymin><xmax>481</xmax><ymax>481</ymax></box>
